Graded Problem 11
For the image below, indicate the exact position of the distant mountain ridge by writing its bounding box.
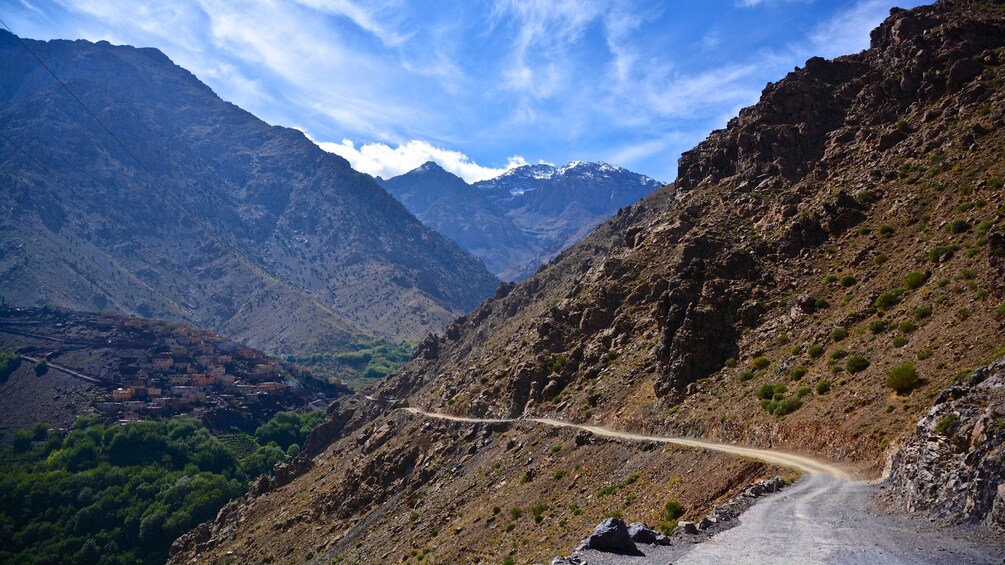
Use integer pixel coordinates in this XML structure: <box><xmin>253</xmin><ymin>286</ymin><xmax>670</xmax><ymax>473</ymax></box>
<box><xmin>0</xmin><ymin>31</ymin><xmax>499</xmax><ymax>354</ymax></box>
<box><xmin>377</xmin><ymin>160</ymin><xmax>663</xmax><ymax>280</ymax></box>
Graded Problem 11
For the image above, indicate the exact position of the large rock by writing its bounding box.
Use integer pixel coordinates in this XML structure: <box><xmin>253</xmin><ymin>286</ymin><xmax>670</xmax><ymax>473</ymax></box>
<box><xmin>577</xmin><ymin>518</ymin><xmax>639</xmax><ymax>554</ymax></box>
<box><xmin>627</xmin><ymin>522</ymin><xmax>671</xmax><ymax>545</ymax></box>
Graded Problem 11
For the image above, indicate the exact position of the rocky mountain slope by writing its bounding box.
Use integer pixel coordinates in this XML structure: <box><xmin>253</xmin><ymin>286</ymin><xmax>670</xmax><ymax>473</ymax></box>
<box><xmin>0</xmin><ymin>31</ymin><xmax>499</xmax><ymax>355</ymax></box>
<box><xmin>171</xmin><ymin>1</ymin><xmax>1005</xmax><ymax>563</ymax></box>
<box><xmin>378</xmin><ymin>161</ymin><xmax>663</xmax><ymax>280</ymax></box>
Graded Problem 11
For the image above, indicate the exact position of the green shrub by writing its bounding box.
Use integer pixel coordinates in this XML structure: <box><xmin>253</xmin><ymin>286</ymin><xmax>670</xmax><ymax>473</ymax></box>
<box><xmin>763</xmin><ymin>396</ymin><xmax>802</xmax><ymax>416</ymax></box>
<box><xmin>664</xmin><ymin>499</ymin><xmax>684</xmax><ymax>521</ymax></box>
<box><xmin>904</xmin><ymin>271</ymin><xmax>928</xmax><ymax>290</ymax></box>
<box><xmin>0</xmin><ymin>350</ymin><xmax>21</xmax><ymax>381</ymax></box>
<box><xmin>755</xmin><ymin>383</ymin><xmax>786</xmax><ymax>400</ymax></box>
<box><xmin>887</xmin><ymin>364</ymin><xmax>919</xmax><ymax>393</ymax></box>
<box><xmin>808</xmin><ymin>344</ymin><xmax>824</xmax><ymax>358</ymax></box>
<box><xmin>875</xmin><ymin>253</ymin><xmax>889</xmax><ymax>265</ymax></box>
<box><xmin>790</xmin><ymin>366</ymin><xmax>809</xmax><ymax>380</ymax></box>
<box><xmin>830</xmin><ymin>327</ymin><xmax>849</xmax><ymax>341</ymax></box>
<box><xmin>830</xmin><ymin>349</ymin><xmax>848</xmax><ymax>360</ymax></box>
<box><xmin>898</xmin><ymin>321</ymin><xmax>917</xmax><ymax>333</ymax></box>
<box><xmin>814</xmin><ymin>298</ymin><xmax>830</xmax><ymax>311</ymax></box>
<box><xmin>824</xmin><ymin>274</ymin><xmax>838</xmax><ymax>284</ymax></box>
<box><xmin>874</xmin><ymin>290</ymin><xmax>902</xmax><ymax>310</ymax></box>
<box><xmin>917</xmin><ymin>347</ymin><xmax>934</xmax><ymax>360</ymax></box>
<box><xmin>989</xmin><ymin>178</ymin><xmax>1005</xmax><ymax>189</ymax></box>
<box><xmin>868</xmin><ymin>319</ymin><xmax>888</xmax><ymax>334</ymax></box>
<box><xmin>948</xmin><ymin>219</ymin><xmax>971</xmax><ymax>234</ymax></box>
<box><xmin>815</xmin><ymin>380</ymin><xmax>831</xmax><ymax>394</ymax></box>
<box><xmin>929</xmin><ymin>246</ymin><xmax>957</xmax><ymax>263</ymax></box>
<box><xmin>879</xmin><ymin>225</ymin><xmax>895</xmax><ymax>236</ymax></box>
<box><xmin>738</xmin><ymin>370</ymin><xmax>754</xmax><ymax>382</ymax></box>
<box><xmin>752</xmin><ymin>356</ymin><xmax>770</xmax><ymax>370</ymax></box>
<box><xmin>724</xmin><ymin>357</ymin><xmax>737</xmax><ymax>367</ymax></box>
<box><xmin>960</xmin><ymin>268</ymin><xmax>977</xmax><ymax>280</ymax></box>
<box><xmin>895</xmin><ymin>119</ymin><xmax>909</xmax><ymax>133</ymax></box>
<box><xmin>845</xmin><ymin>356</ymin><xmax>870</xmax><ymax>373</ymax></box>
<box><xmin>840</xmin><ymin>275</ymin><xmax>857</xmax><ymax>287</ymax></box>
<box><xmin>892</xmin><ymin>336</ymin><xmax>909</xmax><ymax>348</ymax></box>
<box><xmin>510</xmin><ymin>507</ymin><xmax>522</xmax><ymax>520</ymax></box>
<box><xmin>553</xmin><ymin>469</ymin><xmax>567</xmax><ymax>480</ymax></box>
<box><xmin>914</xmin><ymin>305</ymin><xmax>932</xmax><ymax>319</ymax></box>
<box><xmin>934</xmin><ymin>413</ymin><xmax>959</xmax><ymax>436</ymax></box>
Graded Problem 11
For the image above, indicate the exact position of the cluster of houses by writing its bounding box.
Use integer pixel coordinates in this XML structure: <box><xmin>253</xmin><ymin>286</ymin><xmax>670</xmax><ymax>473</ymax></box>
<box><xmin>94</xmin><ymin>317</ymin><xmax>298</xmax><ymax>421</ymax></box>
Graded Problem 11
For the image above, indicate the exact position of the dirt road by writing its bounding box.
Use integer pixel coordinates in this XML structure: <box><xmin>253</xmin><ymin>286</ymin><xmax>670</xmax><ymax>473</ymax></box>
<box><xmin>400</xmin><ymin>406</ymin><xmax>1005</xmax><ymax>564</ymax></box>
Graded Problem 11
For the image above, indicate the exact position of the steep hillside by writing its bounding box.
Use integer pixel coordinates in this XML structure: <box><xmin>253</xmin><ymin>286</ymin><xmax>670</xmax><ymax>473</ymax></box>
<box><xmin>172</xmin><ymin>1</ymin><xmax>1005</xmax><ymax>563</ymax></box>
<box><xmin>0</xmin><ymin>32</ymin><xmax>499</xmax><ymax>354</ymax></box>
<box><xmin>379</xmin><ymin>161</ymin><xmax>663</xmax><ymax>280</ymax></box>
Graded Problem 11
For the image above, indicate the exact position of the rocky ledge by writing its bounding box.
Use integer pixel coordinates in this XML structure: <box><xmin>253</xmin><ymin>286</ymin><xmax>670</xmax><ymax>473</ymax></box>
<box><xmin>886</xmin><ymin>356</ymin><xmax>1005</xmax><ymax>530</ymax></box>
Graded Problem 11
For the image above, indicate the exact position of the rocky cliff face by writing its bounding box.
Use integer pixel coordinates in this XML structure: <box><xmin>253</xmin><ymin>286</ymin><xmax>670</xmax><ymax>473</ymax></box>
<box><xmin>379</xmin><ymin>161</ymin><xmax>663</xmax><ymax>280</ymax></box>
<box><xmin>0</xmin><ymin>32</ymin><xmax>499</xmax><ymax>354</ymax></box>
<box><xmin>171</xmin><ymin>1</ymin><xmax>1005</xmax><ymax>563</ymax></box>
<box><xmin>886</xmin><ymin>356</ymin><xmax>1005</xmax><ymax>529</ymax></box>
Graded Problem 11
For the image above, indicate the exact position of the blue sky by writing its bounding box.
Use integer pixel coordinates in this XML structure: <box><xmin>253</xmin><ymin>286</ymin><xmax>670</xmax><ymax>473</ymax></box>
<box><xmin>3</xmin><ymin>0</ymin><xmax>927</xmax><ymax>183</ymax></box>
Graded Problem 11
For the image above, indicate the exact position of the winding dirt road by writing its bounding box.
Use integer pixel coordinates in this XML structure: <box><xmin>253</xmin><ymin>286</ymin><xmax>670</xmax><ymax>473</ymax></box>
<box><xmin>400</xmin><ymin>406</ymin><xmax>1005</xmax><ymax>564</ymax></box>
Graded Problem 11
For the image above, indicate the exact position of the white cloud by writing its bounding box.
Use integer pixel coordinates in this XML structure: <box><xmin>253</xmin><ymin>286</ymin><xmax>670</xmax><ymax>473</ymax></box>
<box><xmin>809</xmin><ymin>0</ymin><xmax>902</xmax><ymax>57</ymax></box>
<box><xmin>316</xmin><ymin>138</ymin><xmax>528</xmax><ymax>183</ymax></box>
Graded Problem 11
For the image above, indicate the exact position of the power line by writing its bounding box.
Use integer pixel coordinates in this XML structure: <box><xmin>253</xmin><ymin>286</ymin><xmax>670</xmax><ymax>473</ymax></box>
<box><xmin>0</xmin><ymin>20</ymin><xmax>353</xmax><ymax>329</ymax></box>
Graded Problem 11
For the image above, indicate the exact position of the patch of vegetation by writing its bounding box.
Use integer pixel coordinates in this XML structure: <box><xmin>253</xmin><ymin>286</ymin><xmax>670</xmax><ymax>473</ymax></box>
<box><xmin>868</xmin><ymin>319</ymin><xmax>888</xmax><ymax>334</ymax></box>
<box><xmin>738</xmin><ymin>370</ymin><xmax>754</xmax><ymax>382</ymax></box>
<box><xmin>840</xmin><ymin>275</ymin><xmax>857</xmax><ymax>287</ymax></box>
<box><xmin>0</xmin><ymin>413</ymin><xmax>315</xmax><ymax>564</ymax></box>
<box><xmin>815</xmin><ymin>380</ymin><xmax>831</xmax><ymax>395</ymax></box>
<box><xmin>658</xmin><ymin>499</ymin><xmax>684</xmax><ymax>536</ymax></box>
<box><xmin>948</xmin><ymin>219</ymin><xmax>971</xmax><ymax>234</ymax></box>
<box><xmin>904</xmin><ymin>271</ymin><xmax>928</xmax><ymax>290</ymax></box>
<box><xmin>830</xmin><ymin>327</ymin><xmax>849</xmax><ymax>341</ymax></box>
<box><xmin>807</xmin><ymin>344</ymin><xmax>825</xmax><ymax>358</ymax></box>
<box><xmin>790</xmin><ymin>366</ymin><xmax>809</xmax><ymax>380</ymax></box>
<box><xmin>845</xmin><ymin>356</ymin><xmax>870</xmax><ymax>373</ymax></box>
<box><xmin>914</xmin><ymin>305</ymin><xmax>932</xmax><ymax>320</ymax></box>
<box><xmin>751</xmin><ymin>356</ymin><xmax>770</xmax><ymax>370</ymax></box>
<box><xmin>287</xmin><ymin>337</ymin><xmax>416</xmax><ymax>390</ymax></box>
<box><xmin>934</xmin><ymin>413</ymin><xmax>959</xmax><ymax>437</ymax></box>
<box><xmin>892</xmin><ymin>336</ymin><xmax>909</xmax><ymax>348</ymax></box>
<box><xmin>887</xmin><ymin>364</ymin><xmax>920</xmax><ymax>393</ymax></box>
<box><xmin>762</xmin><ymin>395</ymin><xmax>802</xmax><ymax>417</ymax></box>
<box><xmin>0</xmin><ymin>349</ymin><xmax>21</xmax><ymax>382</ymax></box>
<box><xmin>874</xmin><ymin>289</ymin><xmax>904</xmax><ymax>310</ymax></box>
<box><xmin>929</xmin><ymin>245</ymin><xmax>959</xmax><ymax>263</ymax></box>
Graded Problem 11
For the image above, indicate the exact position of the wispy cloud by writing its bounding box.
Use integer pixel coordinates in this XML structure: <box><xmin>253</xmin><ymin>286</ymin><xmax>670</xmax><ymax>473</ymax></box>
<box><xmin>317</xmin><ymin>138</ymin><xmax>528</xmax><ymax>183</ymax></box>
<box><xmin>7</xmin><ymin>0</ymin><xmax>929</xmax><ymax>183</ymax></box>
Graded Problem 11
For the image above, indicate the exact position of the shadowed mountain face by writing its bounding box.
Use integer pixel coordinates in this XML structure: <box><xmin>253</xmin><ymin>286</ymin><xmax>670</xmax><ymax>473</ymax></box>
<box><xmin>0</xmin><ymin>31</ymin><xmax>499</xmax><ymax>354</ymax></box>
<box><xmin>378</xmin><ymin>161</ymin><xmax>663</xmax><ymax>280</ymax></box>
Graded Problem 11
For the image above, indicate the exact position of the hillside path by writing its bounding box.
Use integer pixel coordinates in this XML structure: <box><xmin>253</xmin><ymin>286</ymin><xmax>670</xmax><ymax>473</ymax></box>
<box><xmin>400</xmin><ymin>406</ymin><xmax>1005</xmax><ymax>564</ymax></box>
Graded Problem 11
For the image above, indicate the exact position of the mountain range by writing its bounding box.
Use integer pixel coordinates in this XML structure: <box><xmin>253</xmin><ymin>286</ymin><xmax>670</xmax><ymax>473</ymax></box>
<box><xmin>0</xmin><ymin>30</ymin><xmax>499</xmax><ymax>355</ymax></box>
<box><xmin>170</xmin><ymin>1</ymin><xmax>1005</xmax><ymax>562</ymax></box>
<box><xmin>377</xmin><ymin>160</ymin><xmax>662</xmax><ymax>280</ymax></box>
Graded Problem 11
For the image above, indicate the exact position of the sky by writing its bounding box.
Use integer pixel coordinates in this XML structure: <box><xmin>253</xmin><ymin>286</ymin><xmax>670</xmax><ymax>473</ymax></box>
<box><xmin>2</xmin><ymin>0</ymin><xmax>928</xmax><ymax>183</ymax></box>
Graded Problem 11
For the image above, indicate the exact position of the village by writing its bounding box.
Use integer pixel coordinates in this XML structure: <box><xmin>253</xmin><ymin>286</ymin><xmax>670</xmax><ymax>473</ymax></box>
<box><xmin>0</xmin><ymin>307</ymin><xmax>342</xmax><ymax>425</ymax></box>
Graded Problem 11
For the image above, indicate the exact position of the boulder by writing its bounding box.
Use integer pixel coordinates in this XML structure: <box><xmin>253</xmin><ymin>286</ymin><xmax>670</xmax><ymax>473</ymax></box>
<box><xmin>678</xmin><ymin>521</ymin><xmax>699</xmax><ymax>535</ymax></box>
<box><xmin>627</xmin><ymin>522</ymin><xmax>671</xmax><ymax>545</ymax></box>
<box><xmin>577</xmin><ymin>518</ymin><xmax>639</xmax><ymax>554</ymax></box>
